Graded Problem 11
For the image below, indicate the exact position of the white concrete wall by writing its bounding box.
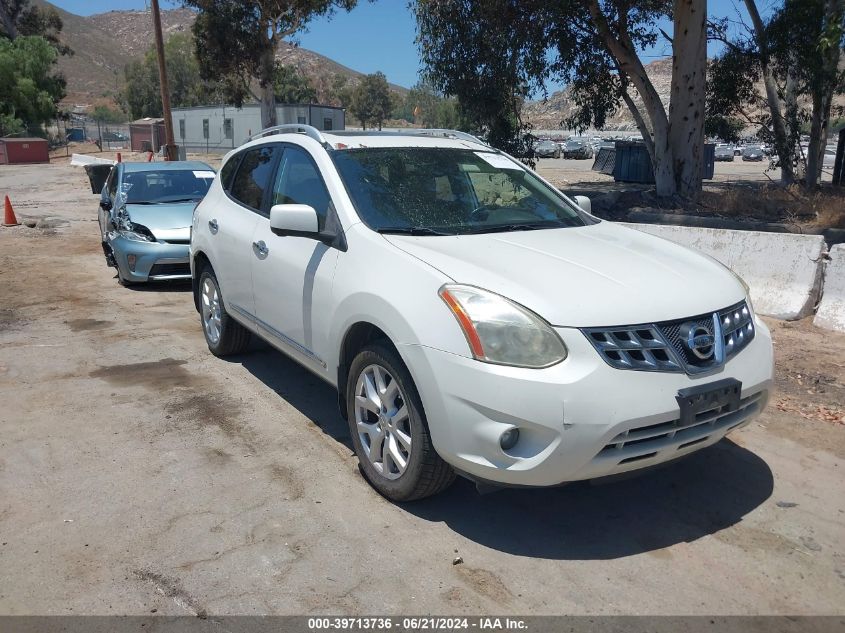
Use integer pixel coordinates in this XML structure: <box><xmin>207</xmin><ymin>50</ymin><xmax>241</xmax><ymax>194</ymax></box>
<box><xmin>621</xmin><ymin>223</ymin><xmax>826</xmax><ymax>321</ymax></box>
<box><xmin>814</xmin><ymin>244</ymin><xmax>845</xmax><ymax>332</ymax></box>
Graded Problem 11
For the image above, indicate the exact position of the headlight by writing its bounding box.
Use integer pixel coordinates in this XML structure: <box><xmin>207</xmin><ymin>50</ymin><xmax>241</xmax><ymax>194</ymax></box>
<box><xmin>439</xmin><ymin>284</ymin><xmax>567</xmax><ymax>368</ymax></box>
<box><xmin>115</xmin><ymin>213</ymin><xmax>155</xmax><ymax>242</ymax></box>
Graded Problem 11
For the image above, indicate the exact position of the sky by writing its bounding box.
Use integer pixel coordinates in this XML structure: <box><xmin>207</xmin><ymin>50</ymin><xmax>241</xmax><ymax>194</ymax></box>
<box><xmin>51</xmin><ymin>0</ymin><xmax>758</xmax><ymax>92</ymax></box>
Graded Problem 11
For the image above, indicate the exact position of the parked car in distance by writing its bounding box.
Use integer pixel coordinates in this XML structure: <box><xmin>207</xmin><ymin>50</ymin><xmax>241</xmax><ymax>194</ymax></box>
<box><xmin>534</xmin><ymin>139</ymin><xmax>561</xmax><ymax>159</ymax></box>
<box><xmin>98</xmin><ymin>161</ymin><xmax>215</xmax><ymax>285</ymax></box>
<box><xmin>101</xmin><ymin>131</ymin><xmax>128</xmax><ymax>142</ymax></box>
<box><xmin>563</xmin><ymin>138</ymin><xmax>594</xmax><ymax>159</ymax></box>
<box><xmin>714</xmin><ymin>144</ymin><xmax>735</xmax><ymax>162</ymax></box>
<box><xmin>742</xmin><ymin>145</ymin><xmax>765</xmax><ymax>161</ymax></box>
<box><xmin>823</xmin><ymin>146</ymin><xmax>837</xmax><ymax>169</ymax></box>
<box><xmin>191</xmin><ymin>125</ymin><xmax>774</xmax><ymax>502</ymax></box>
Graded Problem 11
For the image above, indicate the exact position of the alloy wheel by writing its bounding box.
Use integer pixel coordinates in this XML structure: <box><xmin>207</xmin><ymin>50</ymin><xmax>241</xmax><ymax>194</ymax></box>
<box><xmin>201</xmin><ymin>277</ymin><xmax>222</xmax><ymax>345</ymax></box>
<box><xmin>354</xmin><ymin>364</ymin><xmax>412</xmax><ymax>480</ymax></box>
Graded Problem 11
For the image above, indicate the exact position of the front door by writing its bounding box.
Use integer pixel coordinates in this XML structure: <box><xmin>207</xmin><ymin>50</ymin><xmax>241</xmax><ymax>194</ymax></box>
<box><xmin>250</xmin><ymin>145</ymin><xmax>340</xmax><ymax>375</ymax></box>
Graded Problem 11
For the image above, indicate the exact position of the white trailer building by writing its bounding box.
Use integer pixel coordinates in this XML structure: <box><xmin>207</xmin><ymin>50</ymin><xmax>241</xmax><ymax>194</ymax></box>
<box><xmin>172</xmin><ymin>103</ymin><xmax>345</xmax><ymax>153</ymax></box>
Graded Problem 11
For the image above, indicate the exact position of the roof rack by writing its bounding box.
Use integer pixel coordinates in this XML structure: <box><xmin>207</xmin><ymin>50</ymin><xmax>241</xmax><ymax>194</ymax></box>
<box><xmin>409</xmin><ymin>129</ymin><xmax>489</xmax><ymax>146</ymax></box>
<box><xmin>244</xmin><ymin>124</ymin><xmax>328</xmax><ymax>146</ymax></box>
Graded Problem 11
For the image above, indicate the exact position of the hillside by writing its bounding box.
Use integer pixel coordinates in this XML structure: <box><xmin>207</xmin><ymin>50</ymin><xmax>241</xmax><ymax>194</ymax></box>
<box><xmin>523</xmin><ymin>58</ymin><xmax>674</xmax><ymax>131</ymax></box>
<box><xmin>35</xmin><ymin>0</ymin><xmax>407</xmax><ymax>110</ymax></box>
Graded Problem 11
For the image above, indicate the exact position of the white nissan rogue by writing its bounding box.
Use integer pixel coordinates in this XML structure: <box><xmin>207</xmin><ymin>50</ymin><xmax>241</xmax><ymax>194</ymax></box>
<box><xmin>190</xmin><ymin>126</ymin><xmax>774</xmax><ymax>501</ymax></box>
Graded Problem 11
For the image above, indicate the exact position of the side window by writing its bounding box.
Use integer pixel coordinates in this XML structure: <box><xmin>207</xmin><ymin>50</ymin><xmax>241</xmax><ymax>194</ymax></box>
<box><xmin>230</xmin><ymin>146</ymin><xmax>278</xmax><ymax>212</ymax></box>
<box><xmin>219</xmin><ymin>153</ymin><xmax>240</xmax><ymax>192</ymax></box>
<box><xmin>271</xmin><ymin>146</ymin><xmax>331</xmax><ymax>230</ymax></box>
<box><xmin>107</xmin><ymin>168</ymin><xmax>118</xmax><ymax>197</ymax></box>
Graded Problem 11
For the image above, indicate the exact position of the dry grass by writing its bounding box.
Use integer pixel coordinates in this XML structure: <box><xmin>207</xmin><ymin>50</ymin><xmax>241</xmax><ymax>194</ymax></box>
<box><xmin>697</xmin><ymin>183</ymin><xmax>845</xmax><ymax>227</ymax></box>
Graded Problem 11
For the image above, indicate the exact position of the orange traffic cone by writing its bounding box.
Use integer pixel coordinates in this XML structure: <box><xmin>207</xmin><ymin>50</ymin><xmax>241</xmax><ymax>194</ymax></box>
<box><xmin>3</xmin><ymin>195</ymin><xmax>19</xmax><ymax>226</ymax></box>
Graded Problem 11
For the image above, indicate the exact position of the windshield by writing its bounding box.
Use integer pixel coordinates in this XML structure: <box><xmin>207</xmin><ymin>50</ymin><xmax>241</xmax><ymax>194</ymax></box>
<box><xmin>121</xmin><ymin>169</ymin><xmax>214</xmax><ymax>204</ymax></box>
<box><xmin>331</xmin><ymin>148</ymin><xmax>590</xmax><ymax>235</ymax></box>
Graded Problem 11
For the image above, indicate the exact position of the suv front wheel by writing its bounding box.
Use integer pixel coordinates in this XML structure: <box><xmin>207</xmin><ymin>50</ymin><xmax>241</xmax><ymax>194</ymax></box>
<box><xmin>346</xmin><ymin>343</ymin><xmax>454</xmax><ymax>501</ymax></box>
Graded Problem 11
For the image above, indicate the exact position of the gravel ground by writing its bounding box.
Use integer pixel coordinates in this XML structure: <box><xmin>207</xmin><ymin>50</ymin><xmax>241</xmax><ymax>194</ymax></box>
<box><xmin>0</xmin><ymin>159</ymin><xmax>843</xmax><ymax>616</ymax></box>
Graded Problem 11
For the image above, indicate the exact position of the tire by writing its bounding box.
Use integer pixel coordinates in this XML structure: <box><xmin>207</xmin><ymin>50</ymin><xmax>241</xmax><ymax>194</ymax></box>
<box><xmin>197</xmin><ymin>266</ymin><xmax>251</xmax><ymax>356</ymax></box>
<box><xmin>346</xmin><ymin>342</ymin><xmax>455</xmax><ymax>501</ymax></box>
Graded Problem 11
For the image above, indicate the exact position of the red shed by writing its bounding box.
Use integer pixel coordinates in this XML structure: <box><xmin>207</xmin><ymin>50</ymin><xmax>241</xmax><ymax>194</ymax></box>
<box><xmin>129</xmin><ymin>118</ymin><xmax>165</xmax><ymax>152</ymax></box>
<box><xmin>0</xmin><ymin>137</ymin><xmax>50</xmax><ymax>165</ymax></box>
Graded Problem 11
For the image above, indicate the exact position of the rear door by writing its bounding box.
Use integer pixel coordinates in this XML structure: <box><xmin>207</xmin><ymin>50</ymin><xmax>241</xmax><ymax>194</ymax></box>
<box><xmin>209</xmin><ymin>144</ymin><xmax>281</xmax><ymax>321</ymax></box>
<box><xmin>250</xmin><ymin>144</ymin><xmax>340</xmax><ymax>375</ymax></box>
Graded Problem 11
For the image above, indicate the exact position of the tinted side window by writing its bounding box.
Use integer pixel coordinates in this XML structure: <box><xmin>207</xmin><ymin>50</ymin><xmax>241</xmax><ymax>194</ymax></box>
<box><xmin>230</xmin><ymin>146</ymin><xmax>278</xmax><ymax>212</ymax></box>
<box><xmin>272</xmin><ymin>147</ymin><xmax>331</xmax><ymax>230</ymax></box>
<box><xmin>219</xmin><ymin>153</ymin><xmax>240</xmax><ymax>191</ymax></box>
<box><xmin>107</xmin><ymin>167</ymin><xmax>118</xmax><ymax>196</ymax></box>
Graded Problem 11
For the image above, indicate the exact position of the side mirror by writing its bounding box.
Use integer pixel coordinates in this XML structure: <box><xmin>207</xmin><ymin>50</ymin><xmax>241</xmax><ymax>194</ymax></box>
<box><xmin>100</xmin><ymin>199</ymin><xmax>112</xmax><ymax>212</ymax></box>
<box><xmin>573</xmin><ymin>195</ymin><xmax>591</xmax><ymax>214</ymax></box>
<box><xmin>270</xmin><ymin>204</ymin><xmax>319</xmax><ymax>237</ymax></box>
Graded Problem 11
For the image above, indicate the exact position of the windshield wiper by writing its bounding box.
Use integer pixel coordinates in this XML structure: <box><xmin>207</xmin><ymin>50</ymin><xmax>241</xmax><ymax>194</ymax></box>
<box><xmin>377</xmin><ymin>226</ymin><xmax>455</xmax><ymax>236</ymax></box>
<box><xmin>463</xmin><ymin>221</ymin><xmax>563</xmax><ymax>234</ymax></box>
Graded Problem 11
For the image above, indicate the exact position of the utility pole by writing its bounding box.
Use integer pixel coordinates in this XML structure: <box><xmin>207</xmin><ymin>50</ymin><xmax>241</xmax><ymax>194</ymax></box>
<box><xmin>150</xmin><ymin>0</ymin><xmax>178</xmax><ymax>161</ymax></box>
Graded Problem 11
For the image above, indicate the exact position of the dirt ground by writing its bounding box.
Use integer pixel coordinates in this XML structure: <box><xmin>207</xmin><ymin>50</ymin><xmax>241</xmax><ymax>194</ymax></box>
<box><xmin>0</xmin><ymin>159</ymin><xmax>844</xmax><ymax>616</ymax></box>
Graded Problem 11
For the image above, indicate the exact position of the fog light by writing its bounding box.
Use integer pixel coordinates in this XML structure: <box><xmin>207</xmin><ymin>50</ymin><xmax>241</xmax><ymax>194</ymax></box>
<box><xmin>127</xmin><ymin>254</ymin><xmax>137</xmax><ymax>271</ymax></box>
<box><xmin>500</xmin><ymin>428</ymin><xmax>520</xmax><ymax>451</ymax></box>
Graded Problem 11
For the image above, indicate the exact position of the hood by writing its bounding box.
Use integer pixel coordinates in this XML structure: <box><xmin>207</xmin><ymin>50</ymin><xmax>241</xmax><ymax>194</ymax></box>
<box><xmin>126</xmin><ymin>202</ymin><xmax>195</xmax><ymax>241</ymax></box>
<box><xmin>383</xmin><ymin>222</ymin><xmax>746</xmax><ymax>328</ymax></box>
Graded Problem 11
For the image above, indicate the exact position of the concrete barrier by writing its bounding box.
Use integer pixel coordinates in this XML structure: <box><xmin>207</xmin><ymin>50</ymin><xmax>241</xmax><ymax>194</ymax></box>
<box><xmin>621</xmin><ymin>223</ymin><xmax>826</xmax><ymax>320</ymax></box>
<box><xmin>814</xmin><ymin>244</ymin><xmax>845</xmax><ymax>332</ymax></box>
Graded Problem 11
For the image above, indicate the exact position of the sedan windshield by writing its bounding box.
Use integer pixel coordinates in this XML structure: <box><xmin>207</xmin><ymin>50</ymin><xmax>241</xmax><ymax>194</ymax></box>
<box><xmin>121</xmin><ymin>169</ymin><xmax>214</xmax><ymax>204</ymax></box>
<box><xmin>331</xmin><ymin>148</ymin><xmax>589</xmax><ymax>235</ymax></box>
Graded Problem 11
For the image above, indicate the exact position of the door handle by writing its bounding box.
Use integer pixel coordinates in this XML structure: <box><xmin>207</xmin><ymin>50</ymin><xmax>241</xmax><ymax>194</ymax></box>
<box><xmin>252</xmin><ymin>240</ymin><xmax>268</xmax><ymax>256</ymax></box>
<box><xmin>208</xmin><ymin>218</ymin><xmax>218</xmax><ymax>233</ymax></box>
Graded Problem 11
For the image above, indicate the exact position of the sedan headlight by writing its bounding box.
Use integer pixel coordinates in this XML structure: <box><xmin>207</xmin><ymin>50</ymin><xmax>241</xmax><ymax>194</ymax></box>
<box><xmin>115</xmin><ymin>211</ymin><xmax>155</xmax><ymax>242</ymax></box>
<box><xmin>439</xmin><ymin>284</ymin><xmax>567</xmax><ymax>368</ymax></box>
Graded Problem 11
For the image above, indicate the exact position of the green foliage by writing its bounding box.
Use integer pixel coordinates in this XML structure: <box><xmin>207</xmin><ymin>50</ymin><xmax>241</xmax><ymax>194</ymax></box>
<box><xmin>0</xmin><ymin>35</ymin><xmax>65</xmax><ymax>136</ymax></box>
<box><xmin>349</xmin><ymin>72</ymin><xmax>395</xmax><ymax>130</ymax></box>
<box><xmin>273</xmin><ymin>63</ymin><xmax>317</xmax><ymax>103</ymax></box>
<box><xmin>704</xmin><ymin>115</ymin><xmax>745</xmax><ymax>143</ymax></box>
<box><xmin>0</xmin><ymin>0</ymin><xmax>71</xmax><ymax>56</ymax></box>
<box><xmin>185</xmin><ymin>0</ymin><xmax>358</xmax><ymax>110</ymax></box>
<box><xmin>394</xmin><ymin>80</ymin><xmax>461</xmax><ymax>128</ymax></box>
<box><xmin>121</xmin><ymin>33</ymin><xmax>225</xmax><ymax>120</ymax></box>
<box><xmin>415</xmin><ymin>0</ymin><xmax>672</xmax><ymax>157</ymax></box>
<box><xmin>708</xmin><ymin>0</ymin><xmax>845</xmax><ymax>182</ymax></box>
<box><xmin>328</xmin><ymin>73</ymin><xmax>353</xmax><ymax>108</ymax></box>
<box><xmin>91</xmin><ymin>105</ymin><xmax>125</xmax><ymax>124</ymax></box>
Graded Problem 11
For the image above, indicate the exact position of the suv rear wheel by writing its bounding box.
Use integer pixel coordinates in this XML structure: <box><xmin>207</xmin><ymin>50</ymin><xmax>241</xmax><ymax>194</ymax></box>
<box><xmin>346</xmin><ymin>343</ymin><xmax>454</xmax><ymax>501</ymax></box>
<box><xmin>198</xmin><ymin>267</ymin><xmax>251</xmax><ymax>356</ymax></box>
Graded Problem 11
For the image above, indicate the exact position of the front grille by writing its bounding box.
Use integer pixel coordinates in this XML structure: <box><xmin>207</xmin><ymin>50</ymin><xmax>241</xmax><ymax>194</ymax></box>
<box><xmin>583</xmin><ymin>301</ymin><xmax>755</xmax><ymax>374</ymax></box>
<box><xmin>593</xmin><ymin>390</ymin><xmax>765</xmax><ymax>467</ymax></box>
<box><xmin>149</xmin><ymin>262</ymin><xmax>190</xmax><ymax>277</ymax></box>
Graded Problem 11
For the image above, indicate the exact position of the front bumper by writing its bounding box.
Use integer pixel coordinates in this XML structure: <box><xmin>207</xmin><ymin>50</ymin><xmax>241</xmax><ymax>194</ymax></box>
<box><xmin>400</xmin><ymin>317</ymin><xmax>773</xmax><ymax>487</ymax></box>
<box><xmin>108</xmin><ymin>234</ymin><xmax>191</xmax><ymax>282</ymax></box>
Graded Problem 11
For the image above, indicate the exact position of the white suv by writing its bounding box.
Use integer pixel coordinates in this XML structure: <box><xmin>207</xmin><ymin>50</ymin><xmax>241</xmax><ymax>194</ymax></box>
<box><xmin>191</xmin><ymin>126</ymin><xmax>774</xmax><ymax>501</ymax></box>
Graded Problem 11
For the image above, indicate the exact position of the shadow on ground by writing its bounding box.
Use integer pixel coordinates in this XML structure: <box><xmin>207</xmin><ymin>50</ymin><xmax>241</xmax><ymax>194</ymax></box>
<box><xmin>224</xmin><ymin>345</ymin><xmax>774</xmax><ymax>561</ymax></box>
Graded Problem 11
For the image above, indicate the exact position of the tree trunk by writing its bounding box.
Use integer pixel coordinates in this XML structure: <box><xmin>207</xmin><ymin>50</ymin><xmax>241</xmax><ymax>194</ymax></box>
<box><xmin>806</xmin><ymin>0</ymin><xmax>844</xmax><ymax>188</ymax></box>
<box><xmin>806</xmin><ymin>91</ymin><xmax>832</xmax><ymax>189</ymax></box>
<box><xmin>667</xmin><ymin>0</ymin><xmax>707</xmax><ymax>198</ymax></box>
<box><xmin>585</xmin><ymin>0</ymin><xmax>677</xmax><ymax>196</ymax></box>
<box><xmin>744</xmin><ymin>0</ymin><xmax>795</xmax><ymax>184</ymax></box>
<box><xmin>258</xmin><ymin>36</ymin><xmax>277</xmax><ymax>130</ymax></box>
